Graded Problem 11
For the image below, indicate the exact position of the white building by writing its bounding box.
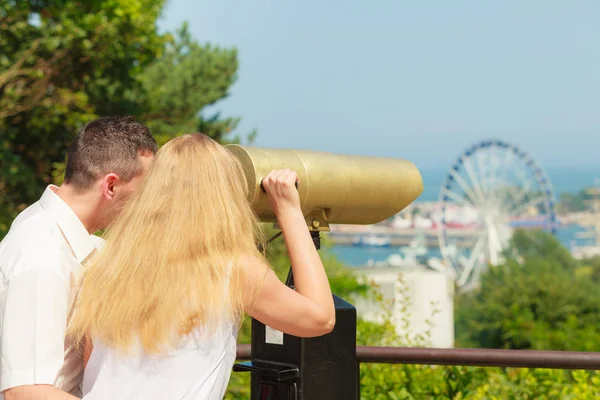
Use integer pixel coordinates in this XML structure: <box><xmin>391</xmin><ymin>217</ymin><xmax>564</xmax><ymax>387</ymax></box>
<box><xmin>352</xmin><ymin>265</ymin><xmax>455</xmax><ymax>348</ymax></box>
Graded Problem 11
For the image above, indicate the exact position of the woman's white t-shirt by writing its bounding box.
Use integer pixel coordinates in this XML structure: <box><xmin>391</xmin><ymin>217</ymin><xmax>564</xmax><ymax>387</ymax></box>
<box><xmin>81</xmin><ymin>320</ymin><xmax>239</xmax><ymax>400</ymax></box>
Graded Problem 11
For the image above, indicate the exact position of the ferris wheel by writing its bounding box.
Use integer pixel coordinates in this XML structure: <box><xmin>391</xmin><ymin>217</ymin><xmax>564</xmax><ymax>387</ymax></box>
<box><xmin>436</xmin><ymin>139</ymin><xmax>557</xmax><ymax>288</ymax></box>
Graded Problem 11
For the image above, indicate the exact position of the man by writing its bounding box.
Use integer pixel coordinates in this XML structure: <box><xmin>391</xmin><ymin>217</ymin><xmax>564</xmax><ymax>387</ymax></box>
<box><xmin>0</xmin><ymin>116</ymin><xmax>157</xmax><ymax>400</ymax></box>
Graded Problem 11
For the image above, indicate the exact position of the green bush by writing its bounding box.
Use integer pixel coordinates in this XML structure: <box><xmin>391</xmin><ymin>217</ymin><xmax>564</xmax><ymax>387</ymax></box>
<box><xmin>360</xmin><ymin>274</ymin><xmax>600</xmax><ymax>399</ymax></box>
<box><xmin>227</xmin><ymin>265</ymin><xmax>600</xmax><ymax>399</ymax></box>
<box><xmin>456</xmin><ymin>230</ymin><xmax>600</xmax><ymax>352</ymax></box>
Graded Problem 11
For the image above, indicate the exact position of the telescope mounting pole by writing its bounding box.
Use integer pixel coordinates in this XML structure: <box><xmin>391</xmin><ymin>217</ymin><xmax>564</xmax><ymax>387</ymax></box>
<box><xmin>285</xmin><ymin>230</ymin><xmax>321</xmax><ymax>289</ymax></box>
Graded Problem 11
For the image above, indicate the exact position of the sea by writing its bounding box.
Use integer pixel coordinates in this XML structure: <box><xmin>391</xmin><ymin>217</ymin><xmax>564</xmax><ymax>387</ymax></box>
<box><xmin>329</xmin><ymin>166</ymin><xmax>600</xmax><ymax>267</ymax></box>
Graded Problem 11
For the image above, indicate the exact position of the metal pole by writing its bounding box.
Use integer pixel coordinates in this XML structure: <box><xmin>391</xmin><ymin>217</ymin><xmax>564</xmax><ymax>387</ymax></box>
<box><xmin>236</xmin><ymin>345</ymin><xmax>600</xmax><ymax>371</ymax></box>
<box><xmin>285</xmin><ymin>230</ymin><xmax>321</xmax><ymax>288</ymax></box>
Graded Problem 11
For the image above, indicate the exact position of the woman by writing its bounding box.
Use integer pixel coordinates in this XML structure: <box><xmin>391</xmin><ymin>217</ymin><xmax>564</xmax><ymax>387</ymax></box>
<box><xmin>67</xmin><ymin>133</ymin><xmax>335</xmax><ymax>399</ymax></box>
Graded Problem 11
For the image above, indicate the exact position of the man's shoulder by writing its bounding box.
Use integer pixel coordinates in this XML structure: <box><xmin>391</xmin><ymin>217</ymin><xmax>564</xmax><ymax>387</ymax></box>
<box><xmin>2</xmin><ymin>202</ymin><xmax>62</xmax><ymax>245</ymax></box>
<box><xmin>0</xmin><ymin>203</ymin><xmax>66</xmax><ymax>277</ymax></box>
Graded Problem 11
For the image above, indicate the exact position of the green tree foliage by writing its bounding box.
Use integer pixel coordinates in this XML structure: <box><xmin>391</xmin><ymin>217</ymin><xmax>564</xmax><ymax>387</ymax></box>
<box><xmin>226</xmin><ymin>227</ymin><xmax>600</xmax><ymax>398</ymax></box>
<box><xmin>356</xmin><ymin>274</ymin><xmax>600</xmax><ymax>399</ymax></box>
<box><xmin>455</xmin><ymin>229</ymin><xmax>600</xmax><ymax>351</ymax></box>
<box><xmin>137</xmin><ymin>22</ymin><xmax>256</xmax><ymax>146</ymax></box>
<box><xmin>228</xmin><ymin>272</ymin><xmax>600</xmax><ymax>399</ymax></box>
<box><xmin>577</xmin><ymin>255</ymin><xmax>600</xmax><ymax>283</ymax></box>
<box><xmin>1</xmin><ymin>1</ymin><xmax>251</xmax><ymax>237</ymax></box>
<box><xmin>506</xmin><ymin>228</ymin><xmax>578</xmax><ymax>270</ymax></box>
<box><xmin>0</xmin><ymin>0</ymin><xmax>165</xmax><ymax>234</ymax></box>
<box><xmin>354</xmin><ymin>275</ymin><xmax>600</xmax><ymax>399</ymax></box>
<box><xmin>558</xmin><ymin>189</ymin><xmax>596</xmax><ymax>213</ymax></box>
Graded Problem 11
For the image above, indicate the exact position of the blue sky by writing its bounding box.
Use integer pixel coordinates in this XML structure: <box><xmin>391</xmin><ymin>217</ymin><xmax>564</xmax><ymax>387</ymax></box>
<box><xmin>159</xmin><ymin>0</ymin><xmax>600</xmax><ymax>172</ymax></box>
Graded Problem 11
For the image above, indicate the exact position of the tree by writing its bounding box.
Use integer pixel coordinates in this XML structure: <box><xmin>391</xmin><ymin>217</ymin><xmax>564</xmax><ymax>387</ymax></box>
<box><xmin>0</xmin><ymin>0</ymin><xmax>166</xmax><ymax>235</ymax></box>
<box><xmin>1</xmin><ymin>1</ymin><xmax>252</xmax><ymax>238</ymax></box>
<box><xmin>578</xmin><ymin>255</ymin><xmax>600</xmax><ymax>283</ymax></box>
<box><xmin>136</xmin><ymin>22</ymin><xmax>256</xmax><ymax>146</ymax></box>
<box><xmin>229</xmin><ymin>270</ymin><xmax>600</xmax><ymax>399</ymax></box>
<box><xmin>347</xmin><ymin>273</ymin><xmax>600</xmax><ymax>399</ymax></box>
<box><xmin>455</xmin><ymin>229</ymin><xmax>600</xmax><ymax>351</ymax></box>
<box><xmin>557</xmin><ymin>189</ymin><xmax>596</xmax><ymax>214</ymax></box>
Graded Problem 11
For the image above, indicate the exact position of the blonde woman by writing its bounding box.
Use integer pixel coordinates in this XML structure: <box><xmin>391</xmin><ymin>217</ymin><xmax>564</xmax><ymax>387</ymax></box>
<box><xmin>67</xmin><ymin>133</ymin><xmax>335</xmax><ymax>399</ymax></box>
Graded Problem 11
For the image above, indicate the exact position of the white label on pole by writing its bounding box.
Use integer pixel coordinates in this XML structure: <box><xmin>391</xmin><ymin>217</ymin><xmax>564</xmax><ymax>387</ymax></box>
<box><xmin>265</xmin><ymin>325</ymin><xmax>284</xmax><ymax>345</ymax></box>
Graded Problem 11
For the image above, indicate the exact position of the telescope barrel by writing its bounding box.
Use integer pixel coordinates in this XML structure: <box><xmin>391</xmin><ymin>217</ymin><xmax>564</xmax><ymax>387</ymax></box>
<box><xmin>226</xmin><ymin>145</ymin><xmax>424</xmax><ymax>227</ymax></box>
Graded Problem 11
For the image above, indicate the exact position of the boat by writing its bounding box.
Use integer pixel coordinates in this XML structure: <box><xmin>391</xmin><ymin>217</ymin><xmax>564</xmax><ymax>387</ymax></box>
<box><xmin>352</xmin><ymin>234</ymin><xmax>391</xmax><ymax>247</ymax></box>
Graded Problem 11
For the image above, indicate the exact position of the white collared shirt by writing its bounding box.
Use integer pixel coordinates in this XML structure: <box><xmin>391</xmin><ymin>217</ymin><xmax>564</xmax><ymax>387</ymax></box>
<box><xmin>0</xmin><ymin>186</ymin><xmax>104</xmax><ymax>398</ymax></box>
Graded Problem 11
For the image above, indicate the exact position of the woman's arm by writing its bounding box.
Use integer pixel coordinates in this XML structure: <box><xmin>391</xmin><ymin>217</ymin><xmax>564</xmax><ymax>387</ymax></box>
<box><xmin>243</xmin><ymin>169</ymin><xmax>335</xmax><ymax>337</ymax></box>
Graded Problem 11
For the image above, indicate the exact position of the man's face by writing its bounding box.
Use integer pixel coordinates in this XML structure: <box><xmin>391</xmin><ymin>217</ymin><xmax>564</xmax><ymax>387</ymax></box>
<box><xmin>101</xmin><ymin>153</ymin><xmax>154</xmax><ymax>228</ymax></box>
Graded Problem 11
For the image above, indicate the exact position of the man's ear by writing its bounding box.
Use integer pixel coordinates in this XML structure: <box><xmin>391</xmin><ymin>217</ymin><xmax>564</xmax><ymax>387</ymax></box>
<box><xmin>101</xmin><ymin>173</ymin><xmax>120</xmax><ymax>200</ymax></box>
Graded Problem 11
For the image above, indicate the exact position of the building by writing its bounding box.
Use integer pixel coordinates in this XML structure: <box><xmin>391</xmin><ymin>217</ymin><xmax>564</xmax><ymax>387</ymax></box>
<box><xmin>352</xmin><ymin>264</ymin><xmax>455</xmax><ymax>348</ymax></box>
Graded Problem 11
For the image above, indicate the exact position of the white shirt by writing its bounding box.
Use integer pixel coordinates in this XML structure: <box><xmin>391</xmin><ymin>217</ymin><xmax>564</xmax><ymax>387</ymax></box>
<box><xmin>0</xmin><ymin>186</ymin><xmax>103</xmax><ymax>398</ymax></box>
<box><xmin>82</xmin><ymin>321</ymin><xmax>239</xmax><ymax>399</ymax></box>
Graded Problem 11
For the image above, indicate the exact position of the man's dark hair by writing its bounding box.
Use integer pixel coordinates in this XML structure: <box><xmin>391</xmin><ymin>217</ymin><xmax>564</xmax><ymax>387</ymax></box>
<box><xmin>64</xmin><ymin>116</ymin><xmax>158</xmax><ymax>189</ymax></box>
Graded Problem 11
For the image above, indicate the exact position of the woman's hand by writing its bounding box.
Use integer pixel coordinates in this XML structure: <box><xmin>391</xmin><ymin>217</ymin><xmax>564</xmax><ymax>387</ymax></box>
<box><xmin>244</xmin><ymin>169</ymin><xmax>335</xmax><ymax>338</ymax></box>
<box><xmin>261</xmin><ymin>169</ymin><xmax>301</xmax><ymax>215</ymax></box>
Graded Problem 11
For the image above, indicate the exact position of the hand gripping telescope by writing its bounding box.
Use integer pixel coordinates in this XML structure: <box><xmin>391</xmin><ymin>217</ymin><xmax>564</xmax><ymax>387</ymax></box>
<box><xmin>225</xmin><ymin>144</ymin><xmax>424</xmax><ymax>230</ymax></box>
<box><xmin>227</xmin><ymin>144</ymin><xmax>424</xmax><ymax>400</ymax></box>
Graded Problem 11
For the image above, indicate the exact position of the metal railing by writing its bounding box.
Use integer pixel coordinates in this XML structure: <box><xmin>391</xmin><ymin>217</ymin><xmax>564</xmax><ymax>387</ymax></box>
<box><xmin>236</xmin><ymin>344</ymin><xmax>600</xmax><ymax>370</ymax></box>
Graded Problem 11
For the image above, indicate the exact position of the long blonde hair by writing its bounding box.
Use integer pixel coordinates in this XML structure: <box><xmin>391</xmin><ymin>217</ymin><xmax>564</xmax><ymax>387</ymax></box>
<box><xmin>68</xmin><ymin>134</ymin><xmax>267</xmax><ymax>353</ymax></box>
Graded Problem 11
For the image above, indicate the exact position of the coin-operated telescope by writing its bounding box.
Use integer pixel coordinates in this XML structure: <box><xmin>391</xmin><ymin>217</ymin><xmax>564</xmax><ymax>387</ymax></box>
<box><xmin>228</xmin><ymin>145</ymin><xmax>423</xmax><ymax>400</ymax></box>
<box><xmin>226</xmin><ymin>145</ymin><xmax>424</xmax><ymax>230</ymax></box>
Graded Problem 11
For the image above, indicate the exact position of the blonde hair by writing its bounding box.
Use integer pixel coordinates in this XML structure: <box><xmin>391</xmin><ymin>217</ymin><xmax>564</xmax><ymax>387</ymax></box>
<box><xmin>68</xmin><ymin>134</ymin><xmax>267</xmax><ymax>353</ymax></box>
